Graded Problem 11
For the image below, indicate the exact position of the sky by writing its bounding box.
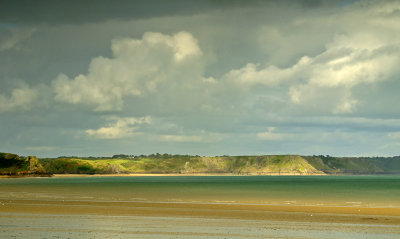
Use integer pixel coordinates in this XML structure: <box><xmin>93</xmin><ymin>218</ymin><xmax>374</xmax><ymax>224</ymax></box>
<box><xmin>1</xmin><ymin>0</ymin><xmax>400</xmax><ymax>157</ymax></box>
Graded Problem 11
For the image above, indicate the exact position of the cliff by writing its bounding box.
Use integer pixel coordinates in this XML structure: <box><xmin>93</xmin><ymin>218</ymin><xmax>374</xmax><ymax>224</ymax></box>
<box><xmin>40</xmin><ymin>155</ymin><xmax>325</xmax><ymax>175</ymax></box>
<box><xmin>305</xmin><ymin>155</ymin><xmax>400</xmax><ymax>174</ymax></box>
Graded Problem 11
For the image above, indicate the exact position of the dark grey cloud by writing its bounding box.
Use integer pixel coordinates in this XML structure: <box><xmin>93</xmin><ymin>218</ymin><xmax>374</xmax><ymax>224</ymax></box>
<box><xmin>1</xmin><ymin>0</ymin><xmax>205</xmax><ymax>24</ymax></box>
<box><xmin>1</xmin><ymin>0</ymin><xmax>342</xmax><ymax>25</ymax></box>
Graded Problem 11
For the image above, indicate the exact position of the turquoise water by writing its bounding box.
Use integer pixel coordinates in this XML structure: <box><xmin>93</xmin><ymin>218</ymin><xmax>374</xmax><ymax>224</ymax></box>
<box><xmin>1</xmin><ymin>175</ymin><xmax>400</xmax><ymax>207</ymax></box>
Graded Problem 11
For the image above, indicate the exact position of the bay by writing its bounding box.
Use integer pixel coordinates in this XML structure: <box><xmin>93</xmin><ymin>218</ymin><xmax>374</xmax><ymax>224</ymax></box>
<box><xmin>1</xmin><ymin>175</ymin><xmax>400</xmax><ymax>238</ymax></box>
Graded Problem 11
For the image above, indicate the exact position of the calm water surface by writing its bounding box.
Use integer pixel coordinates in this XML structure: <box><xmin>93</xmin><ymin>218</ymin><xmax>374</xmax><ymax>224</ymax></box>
<box><xmin>1</xmin><ymin>175</ymin><xmax>399</xmax><ymax>207</ymax></box>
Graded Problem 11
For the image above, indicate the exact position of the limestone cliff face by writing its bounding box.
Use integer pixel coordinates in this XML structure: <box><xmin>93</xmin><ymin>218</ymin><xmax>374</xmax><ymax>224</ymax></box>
<box><xmin>26</xmin><ymin>156</ymin><xmax>46</xmax><ymax>173</ymax></box>
<box><xmin>177</xmin><ymin>155</ymin><xmax>324</xmax><ymax>175</ymax></box>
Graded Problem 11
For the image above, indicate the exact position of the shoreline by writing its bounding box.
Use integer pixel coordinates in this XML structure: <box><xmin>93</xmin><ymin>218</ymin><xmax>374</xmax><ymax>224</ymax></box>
<box><xmin>0</xmin><ymin>174</ymin><xmax>52</xmax><ymax>178</ymax></box>
<box><xmin>3</xmin><ymin>172</ymin><xmax>395</xmax><ymax>178</ymax></box>
<box><xmin>53</xmin><ymin>173</ymin><xmax>328</xmax><ymax>177</ymax></box>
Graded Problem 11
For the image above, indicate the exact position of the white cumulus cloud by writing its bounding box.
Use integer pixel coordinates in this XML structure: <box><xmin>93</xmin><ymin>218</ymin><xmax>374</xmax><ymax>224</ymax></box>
<box><xmin>227</xmin><ymin>23</ymin><xmax>400</xmax><ymax>114</ymax></box>
<box><xmin>86</xmin><ymin>116</ymin><xmax>151</xmax><ymax>139</ymax></box>
<box><xmin>0</xmin><ymin>84</ymin><xmax>38</xmax><ymax>113</ymax></box>
<box><xmin>53</xmin><ymin>31</ymin><xmax>203</xmax><ymax>111</ymax></box>
<box><xmin>257</xmin><ymin>127</ymin><xmax>291</xmax><ymax>141</ymax></box>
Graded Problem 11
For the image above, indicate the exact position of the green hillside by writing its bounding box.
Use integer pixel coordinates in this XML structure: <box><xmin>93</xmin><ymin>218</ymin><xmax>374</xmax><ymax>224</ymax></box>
<box><xmin>305</xmin><ymin>155</ymin><xmax>400</xmax><ymax>174</ymax></box>
<box><xmin>39</xmin><ymin>154</ymin><xmax>324</xmax><ymax>175</ymax></box>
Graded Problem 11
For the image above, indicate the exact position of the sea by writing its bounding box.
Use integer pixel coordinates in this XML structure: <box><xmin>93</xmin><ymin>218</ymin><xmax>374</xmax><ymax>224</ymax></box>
<box><xmin>1</xmin><ymin>175</ymin><xmax>399</xmax><ymax>207</ymax></box>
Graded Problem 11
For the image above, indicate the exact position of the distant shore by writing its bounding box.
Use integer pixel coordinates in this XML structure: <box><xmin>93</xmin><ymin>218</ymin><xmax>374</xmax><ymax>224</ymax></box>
<box><xmin>0</xmin><ymin>173</ymin><xmax>52</xmax><ymax>178</ymax></box>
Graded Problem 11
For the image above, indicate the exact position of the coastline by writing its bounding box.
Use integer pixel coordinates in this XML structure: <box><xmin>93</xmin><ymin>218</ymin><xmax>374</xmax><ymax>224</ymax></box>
<box><xmin>52</xmin><ymin>172</ymin><xmax>327</xmax><ymax>177</ymax></box>
<box><xmin>0</xmin><ymin>173</ymin><xmax>52</xmax><ymax>178</ymax></box>
<box><xmin>3</xmin><ymin>172</ymin><xmax>396</xmax><ymax>178</ymax></box>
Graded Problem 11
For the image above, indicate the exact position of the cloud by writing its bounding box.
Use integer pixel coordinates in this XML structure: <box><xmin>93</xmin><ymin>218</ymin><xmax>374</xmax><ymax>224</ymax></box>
<box><xmin>224</xmin><ymin>58</ymin><xmax>309</xmax><ymax>87</ymax></box>
<box><xmin>158</xmin><ymin>134</ymin><xmax>205</xmax><ymax>143</ymax></box>
<box><xmin>53</xmin><ymin>31</ymin><xmax>203</xmax><ymax>111</ymax></box>
<box><xmin>287</xmin><ymin>32</ymin><xmax>400</xmax><ymax>113</ymax></box>
<box><xmin>257</xmin><ymin>127</ymin><xmax>291</xmax><ymax>140</ymax></box>
<box><xmin>25</xmin><ymin>146</ymin><xmax>57</xmax><ymax>151</ymax></box>
<box><xmin>85</xmin><ymin>116</ymin><xmax>151</xmax><ymax>139</ymax></box>
<box><xmin>156</xmin><ymin>131</ymin><xmax>224</xmax><ymax>143</ymax></box>
<box><xmin>0</xmin><ymin>27</ymin><xmax>36</xmax><ymax>51</ymax></box>
<box><xmin>226</xmin><ymin>9</ymin><xmax>400</xmax><ymax>114</ymax></box>
<box><xmin>0</xmin><ymin>84</ymin><xmax>38</xmax><ymax>113</ymax></box>
<box><xmin>0</xmin><ymin>0</ymin><xmax>241</xmax><ymax>25</ymax></box>
<box><xmin>4</xmin><ymin>0</ymin><xmax>400</xmax><ymax>157</ymax></box>
<box><xmin>388</xmin><ymin>132</ymin><xmax>400</xmax><ymax>140</ymax></box>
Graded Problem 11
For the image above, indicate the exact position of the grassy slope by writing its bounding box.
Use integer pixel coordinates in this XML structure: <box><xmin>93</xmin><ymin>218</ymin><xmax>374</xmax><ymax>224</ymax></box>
<box><xmin>38</xmin><ymin>155</ymin><xmax>400</xmax><ymax>175</ymax></box>
<box><xmin>40</xmin><ymin>155</ymin><xmax>324</xmax><ymax>175</ymax></box>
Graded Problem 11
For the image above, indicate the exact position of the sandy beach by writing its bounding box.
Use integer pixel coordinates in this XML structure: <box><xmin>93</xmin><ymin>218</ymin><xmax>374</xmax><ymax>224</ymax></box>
<box><xmin>1</xmin><ymin>198</ymin><xmax>399</xmax><ymax>238</ymax></box>
<box><xmin>1</xmin><ymin>198</ymin><xmax>400</xmax><ymax>223</ymax></box>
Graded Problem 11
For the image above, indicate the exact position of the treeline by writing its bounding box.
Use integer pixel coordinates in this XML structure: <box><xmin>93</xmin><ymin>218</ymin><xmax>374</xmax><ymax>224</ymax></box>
<box><xmin>40</xmin><ymin>158</ymin><xmax>98</xmax><ymax>174</ymax></box>
<box><xmin>58</xmin><ymin>153</ymin><xmax>198</xmax><ymax>160</ymax></box>
<box><xmin>0</xmin><ymin>152</ymin><xmax>48</xmax><ymax>176</ymax></box>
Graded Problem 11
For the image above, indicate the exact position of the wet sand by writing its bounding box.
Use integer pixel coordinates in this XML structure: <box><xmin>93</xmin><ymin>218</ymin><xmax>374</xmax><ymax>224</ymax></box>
<box><xmin>1</xmin><ymin>212</ymin><xmax>399</xmax><ymax>239</ymax></box>
<box><xmin>1</xmin><ymin>198</ymin><xmax>400</xmax><ymax>238</ymax></box>
<box><xmin>1</xmin><ymin>198</ymin><xmax>400</xmax><ymax>223</ymax></box>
